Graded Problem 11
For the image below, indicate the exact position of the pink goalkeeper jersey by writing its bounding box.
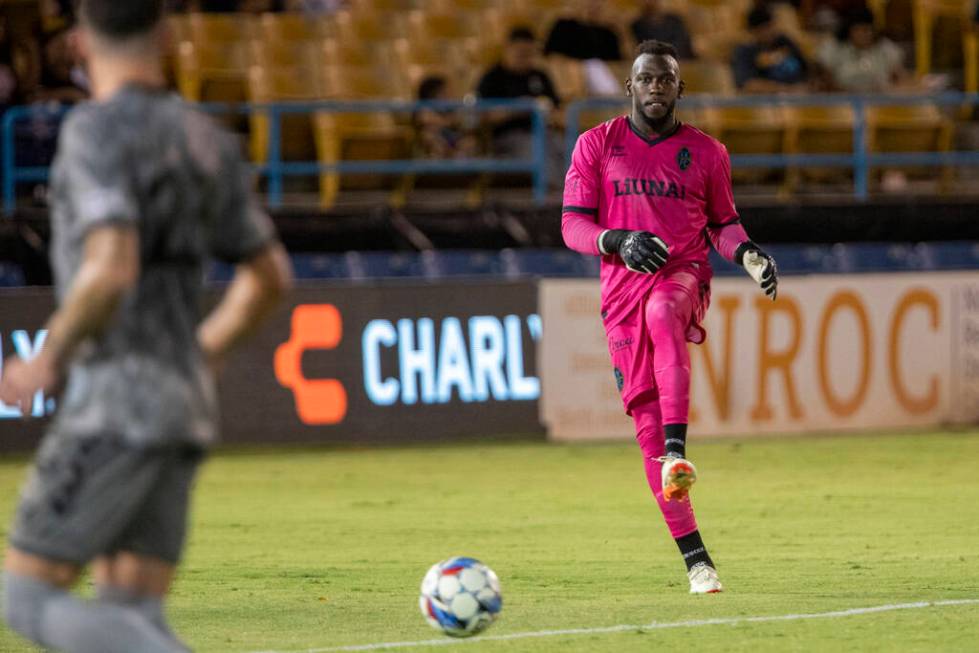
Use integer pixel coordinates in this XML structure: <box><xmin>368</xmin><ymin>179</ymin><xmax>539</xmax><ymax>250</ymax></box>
<box><xmin>562</xmin><ymin>116</ymin><xmax>750</xmax><ymax>327</ymax></box>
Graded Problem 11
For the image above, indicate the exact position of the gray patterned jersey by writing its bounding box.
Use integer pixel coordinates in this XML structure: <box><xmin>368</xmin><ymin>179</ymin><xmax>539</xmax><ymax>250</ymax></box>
<box><xmin>48</xmin><ymin>84</ymin><xmax>276</xmax><ymax>448</ymax></box>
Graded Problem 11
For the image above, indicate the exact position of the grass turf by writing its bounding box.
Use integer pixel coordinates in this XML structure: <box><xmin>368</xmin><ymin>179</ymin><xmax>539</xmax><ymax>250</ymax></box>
<box><xmin>1</xmin><ymin>430</ymin><xmax>978</xmax><ymax>652</ymax></box>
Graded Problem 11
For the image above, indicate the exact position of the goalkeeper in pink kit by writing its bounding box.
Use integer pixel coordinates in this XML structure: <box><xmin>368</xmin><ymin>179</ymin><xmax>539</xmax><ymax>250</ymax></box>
<box><xmin>561</xmin><ymin>41</ymin><xmax>778</xmax><ymax>593</ymax></box>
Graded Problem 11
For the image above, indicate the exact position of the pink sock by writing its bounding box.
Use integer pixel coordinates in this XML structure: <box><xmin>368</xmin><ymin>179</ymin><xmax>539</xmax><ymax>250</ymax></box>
<box><xmin>644</xmin><ymin>278</ymin><xmax>696</xmax><ymax>425</ymax></box>
<box><xmin>631</xmin><ymin>392</ymin><xmax>699</xmax><ymax>539</ymax></box>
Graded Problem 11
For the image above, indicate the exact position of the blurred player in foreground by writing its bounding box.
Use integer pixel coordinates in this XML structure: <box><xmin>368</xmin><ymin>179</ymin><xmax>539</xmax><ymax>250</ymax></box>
<box><xmin>561</xmin><ymin>40</ymin><xmax>778</xmax><ymax>594</ymax></box>
<box><xmin>0</xmin><ymin>1</ymin><xmax>291</xmax><ymax>650</ymax></box>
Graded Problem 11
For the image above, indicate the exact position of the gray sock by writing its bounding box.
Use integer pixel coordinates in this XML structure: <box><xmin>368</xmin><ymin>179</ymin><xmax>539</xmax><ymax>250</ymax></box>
<box><xmin>2</xmin><ymin>571</ymin><xmax>186</xmax><ymax>653</ymax></box>
<box><xmin>96</xmin><ymin>584</ymin><xmax>190</xmax><ymax>652</ymax></box>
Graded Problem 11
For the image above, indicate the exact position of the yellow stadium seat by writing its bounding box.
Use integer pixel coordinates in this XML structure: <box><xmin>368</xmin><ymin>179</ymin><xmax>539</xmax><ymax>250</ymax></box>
<box><xmin>166</xmin><ymin>15</ymin><xmax>192</xmax><ymax>46</ymax></box>
<box><xmin>187</xmin><ymin>12</ymin><xmax>256</xmax><ymax>44</ymax></box>
<box><xmin>319</xmin><ymin>64</ymin><xmax>413</xmax><ymax>100</ymax></box>
<box><xmin>706</xmin><ymin>105</ymin><xmax>789</xmax><ymax>184</ymax></box>
<box><xmin>544</xmin><ymin>56</ymin><xmax>587</xmax><ymax>103</ymax></box>
<box><xmin>175</xmin><ymin>40</ymin><xmax>250</xmax><ymax>103</ymax></box>
<box><xmin>247</xmin><ymin>65</ymin><xmax>325</xmax><ymax>164</ymax></box>
<box><xmin>346</xmin><ymin>0</ymin><xmax>415</xmax><ymax>12</ymax></box>
<box><xmin>392</xmin><ymin>37</ymin><xmax>479</xmax><ymax>68</ymax></box>
<box><xmin>256</xmin><ymin>13</ymin><xmax>329</xmax><ymax>42</ymax></box>
<box><xmin>313</xmin><ymin>111</ymin><xmax>413</xmax><ymax>208</ymax></box>
<box><xmin>320</xmin><ymin>38</ymin><xmax>396</xmax><ymax>68</ymax></box>
<box><xmin>407</xmin><ymin>10</ymin><xmax>481</xmax><ymax>41</ymax></box>
<box><xmin>913</xmin><ymin>0</ymin><xmax>970</xmax><ymax>75</ymax></box>
<box><xmin>333</xmin><ymin>9</ymin><xmax>409</xmax><ymax>40</ymax></box>
<box><xmin>964</xmin><ymin>26</ymin><xmax>978</xmax><ymax>94</ymax></box>
<box><xmin>784</xmin><ymin>104</ymin><xmax>856</xmax><ymax>190</ymax></box>
<box><xmin>867</xmin><ymin>103</ymin><xmax>953</xmax><ymax>190</ymax></box>
<box><xmin>248</xmin><ymin>39</ymin><xmax>319</xmax><ymax>71</ymax></box>
<box><xmin>679</xmin><ymin>60</ymin><xmax>735</xmax><ymax>95</ymax></box>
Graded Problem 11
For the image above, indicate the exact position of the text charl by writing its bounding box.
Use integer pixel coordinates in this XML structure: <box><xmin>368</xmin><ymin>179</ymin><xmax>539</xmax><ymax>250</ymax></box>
<box><xmin>363</xmin><ymin>315</ymin><xmax>542</xmax><ymax>406</ymax></box>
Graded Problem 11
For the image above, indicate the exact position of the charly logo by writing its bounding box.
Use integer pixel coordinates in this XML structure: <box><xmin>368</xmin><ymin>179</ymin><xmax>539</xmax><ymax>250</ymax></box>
<box><xmin>677</xmin><ymin>147</ymin><xmax>691</xmax><ymax>170</ymax></box>
<box><xmin>614</xmin><ymin>367</ymin><xmax>625</xmax><ymax>393</ymax></box>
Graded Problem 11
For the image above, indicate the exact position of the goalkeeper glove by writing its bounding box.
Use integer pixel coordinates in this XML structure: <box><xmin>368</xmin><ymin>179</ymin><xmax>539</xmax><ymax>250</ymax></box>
<box><xmin>736</xmin><ymin>242</ymin><xmax>778</xmax><ymax>300</ymax></box>
<box><xmin>599</xmin><ymin>229</ymin><xmax>670</xmax><ymax>274</ymax></box>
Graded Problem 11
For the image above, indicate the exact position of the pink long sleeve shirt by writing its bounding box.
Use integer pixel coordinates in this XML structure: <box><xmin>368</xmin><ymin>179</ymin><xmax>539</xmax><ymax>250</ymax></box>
<box><xmin>562</xmin><ymin>116</ymin><xmax>751</xmax><ymax>328</ymax></box>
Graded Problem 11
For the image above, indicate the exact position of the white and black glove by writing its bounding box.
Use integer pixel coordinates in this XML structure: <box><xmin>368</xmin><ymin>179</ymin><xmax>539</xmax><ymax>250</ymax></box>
<box><xmin>736</xmin><ymin>242</ymin><xmax>778</xmax><ymax>300</ymax></box>
<box><xmin>599</xmin><ymin>229</ymin><xmax>670</xmax><ymax>274</ymax></box>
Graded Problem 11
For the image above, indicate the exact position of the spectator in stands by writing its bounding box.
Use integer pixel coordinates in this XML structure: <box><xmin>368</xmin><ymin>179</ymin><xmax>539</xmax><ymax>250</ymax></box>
<box><xmin>0</xmin><ymin>17</ymin><xmax>29</xmax><ymax>111</ymax></box>
<box><xmin>816</xmin><ymin>8</ymin><xmax>908</xmax><ymax>92</ymax></box>
<box><xmin>32</xmin><ymin>27</ymin><xmax>87</xmax><ymax>103</ymax></box>
<box><xmin>732</xmin><ymin>6</ymin><xmax>810</xmax><ymax>93</ymax></box>
<box><xmin>413</xmin><ymin>76</ymin><xmax>477</xmax><ymax>160</ymax></box>
<box><xmin>544</xmin><ymin>0</ymin><xmax>622</xmax><ymax>61</ymax></box>
<box><xmin>630</xmin><ymin>0</ymin><xmax>695</xmax><ymax>60</ymax></box>
<box><xmin>476</xmin><ymin>27</ymin><xmax>565</xmax><ymax>186</ymax></box>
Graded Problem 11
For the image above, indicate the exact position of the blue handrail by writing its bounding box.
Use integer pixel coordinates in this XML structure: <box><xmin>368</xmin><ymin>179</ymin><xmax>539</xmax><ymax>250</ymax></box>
<box><xmin>564</xmin><ymin>92</ymin><xmax>979</xmax><ymax>201</ymax></box>
<box><xmin>1</xmin><ymin>98</ymin><xmax>550</xmax><ymax>213</ymax></box>
<box><xmin>3</xmin><ymin>93</ymin><xmax>979</xmax><ymax>213</ymax></box>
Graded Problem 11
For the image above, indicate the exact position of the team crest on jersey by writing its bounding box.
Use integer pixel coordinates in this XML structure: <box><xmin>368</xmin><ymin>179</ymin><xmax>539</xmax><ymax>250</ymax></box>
<box><xmin>677</xmin><ymin>147</ymin><xmax>691</xmax><ymax>170</ymax></box>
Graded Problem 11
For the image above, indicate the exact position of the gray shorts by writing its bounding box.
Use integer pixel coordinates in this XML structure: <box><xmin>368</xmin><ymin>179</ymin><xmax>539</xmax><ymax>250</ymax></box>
<box><xmin>9</xmin><ymin>431</ymin><xmax>204</xmax><ymax>565</ymax></box>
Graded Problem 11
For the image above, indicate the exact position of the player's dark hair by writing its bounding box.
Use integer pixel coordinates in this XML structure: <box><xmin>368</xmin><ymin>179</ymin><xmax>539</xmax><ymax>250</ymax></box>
<box><xmin>508</xmin><ymin>27</ymin><xmax>536</xmax><ymax>43</ymax></box>
<box><xmin>746</xmin><ymin>6</ymin><xmax>773</xmax><ymax>29</ymax></box>
<box><xmin>634</xmin><ymin>40</ymin><xmax>678</xmax><ymax>60</ymax></box>
<box><xmin>79</xmin><ymin>0</ymin><xmax>164</xmax><ymax>40</ymax></box>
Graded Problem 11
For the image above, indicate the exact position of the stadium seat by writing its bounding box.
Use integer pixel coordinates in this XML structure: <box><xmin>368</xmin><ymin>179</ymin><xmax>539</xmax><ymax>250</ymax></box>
<box><xmin>175</xmin><ymin>40</ymin><xmax>250</xmax><ymax>105</ymax></box>
<box><xmin>706</xmin><ymin>105</ymin><xmax>789</xmax><ymax>184</ymax></box>
<box><xmin>334</xmin><ymin>8</ymin><xmax>410</xmax><ymax>40</ymax></box>
<box><xmin>544</xmin><ymin>56</ymin><xmax>588</xmax><ymax>103</ymax></box>
<box><xmin>346</xmin><ymin>0</ymin><xmax>416</xmax><ymax>12</ymax></box>
<box><xmin>313</xmin><ymin>111</ymin><xmax>413</xmax><ymax>208</ymax></box>
<box><xmin>256</xmin><ymin>12</ymin><xmax>329</xmax><ymax>43</ymax></box>
<box><xmin>912</xmin><ymin>0</ymin><xmax>970</xmax><ymax>75</ymax></box>
<box><xmin>248</xmin><ymin>39</ymin><xmax>319</xmax><ymax>71</ymax></box>
<box><xmin>407</xmin><ymin>10</ymin><xmax>481</xmax><ymax>41</ymax></box>
<box><xmin>784</xmin><ymin>104</ymin><xmax>856</xmax><ymax>190</ymax></box>
<box><xmin>321</xmin><ymin>39</ymin><xmax>396</xmax><ymax>69</ymax></box>
<box><xmin>866</xmin><ymin>103</ymin><xmax>953</xmax><ymax>187</ymax></box>
<box><xmin>247</xmin><ymin>66</ymin><xmax>325</xmax><ymax>164</ymax></box>
<box><xmin>187</xmin><ymin>12</ymin><xmax>256</xmax><ymax>44</ymax></box>
<box><xmin>319</xmin><ymin>63</ymin><xmax>411</xmax><ymax>100</ymax></box>
<box><xmin>964</xmin><ymin>26</ymin><xmax>977</xmax><ymax>95</ymax></box>
<box><xmin>678</xmin><ymin>61</ymin><xmax>736</xmax><ymax>95</ymax></box>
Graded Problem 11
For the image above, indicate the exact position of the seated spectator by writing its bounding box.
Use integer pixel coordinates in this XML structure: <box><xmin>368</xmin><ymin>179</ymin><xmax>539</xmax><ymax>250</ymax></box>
<box><xmin>817</xmin><ymin>8</ymin><xmax>908</xmax><ymax>92</ymax></box>
<box><xmin>476</xmin><ymin>27</ymin><xmax>565</xmax><ymax>186</ymax></box>
<box><xmin>630</xmin><ymin>0</ymin><xmax>695</xmax><ymax>60</ymax></box>
<box><xmin>544</xmin><ymin>0</ymin><xmax>622</xmax><ymax>61</ymax></box>
<box><xmin>413</xmin><ymin>76</ymin><xmax>477</xmax><ymax>159</ymax></box>
<box><xmin>732</xmin><ymin>6</ymin><xmax>810</xmax><ymax>93</ymax></box>
<box><xmin>33</xmin><ymin>28</ymin><xmax>87</xmax><ymax>104</ymax></box>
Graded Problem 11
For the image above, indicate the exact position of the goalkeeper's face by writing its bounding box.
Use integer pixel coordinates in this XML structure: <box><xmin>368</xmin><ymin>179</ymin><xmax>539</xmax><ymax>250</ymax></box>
<box><xmin>627</xmin><ymin>54</ymin><xmax>682</xmax><ymax>124</ymax></box>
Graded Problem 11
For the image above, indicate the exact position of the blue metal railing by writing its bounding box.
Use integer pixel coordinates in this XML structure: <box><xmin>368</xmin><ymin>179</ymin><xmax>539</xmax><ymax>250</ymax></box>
<box><xmin>566</xmin><ymin>92</ymin><xmax>979</xmax><ymax>201</ymax></box>
<box><xmin>4</xmin><ymin>93</ymin><xmax>979</xmax><ymax>213</ymax></box>
<box><xmin>1</xmin><ymin>98</ymin><xmax>549</xmax><ymax>213</ymax></box>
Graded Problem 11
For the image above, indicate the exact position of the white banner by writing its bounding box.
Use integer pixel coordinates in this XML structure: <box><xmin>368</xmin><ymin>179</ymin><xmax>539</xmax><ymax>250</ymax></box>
<box><xmin>540</xmin><ymin>273</ymin><xmax>979</xmax><ymax>441</ymax></box>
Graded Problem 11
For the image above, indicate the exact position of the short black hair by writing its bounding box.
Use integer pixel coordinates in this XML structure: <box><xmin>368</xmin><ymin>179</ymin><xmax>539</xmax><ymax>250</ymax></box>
<box><xmin>634</xmin><ymin>40</ymin><xmax>678</xmax><ymax>60</ymax></box>
<box><xmin>747</xmin><ymin>6</ymin><xmax>773</xmax><ymax>29</ymax></box>
<box><xmin>508</xmin><ymin>27</ymin><xmax>536</xmax><ymax>43</ymax></box>
<box><xmin>79</xmin><ymin>0</ymin><xmax>164</xmax><ymax>39</ymax></box>
<box><xmin>417</xmin><ymin>75</ymin><xmax>447</xmax><ymax>101</ymax></box>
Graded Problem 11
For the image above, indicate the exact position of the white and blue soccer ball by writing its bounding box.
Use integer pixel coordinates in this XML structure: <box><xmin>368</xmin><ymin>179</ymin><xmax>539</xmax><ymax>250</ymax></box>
<box><xmin>419</xmin><ymin>556</ymin><xmax>502</xmax><ymax>637</ymax></box>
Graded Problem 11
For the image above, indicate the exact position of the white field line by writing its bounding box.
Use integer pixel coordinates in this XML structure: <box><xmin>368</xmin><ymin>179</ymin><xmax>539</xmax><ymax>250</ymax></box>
<box><xmin>248</xmin><ymin>598</ymin><xmax>979</xmax><ymax>653</ymax></box>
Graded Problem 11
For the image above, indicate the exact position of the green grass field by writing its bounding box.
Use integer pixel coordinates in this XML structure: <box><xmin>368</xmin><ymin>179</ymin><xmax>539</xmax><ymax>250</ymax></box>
<box><xmin>1</xmin><ymin>430</ymin><xmax>978</xmax><ymax>652</ymax></box>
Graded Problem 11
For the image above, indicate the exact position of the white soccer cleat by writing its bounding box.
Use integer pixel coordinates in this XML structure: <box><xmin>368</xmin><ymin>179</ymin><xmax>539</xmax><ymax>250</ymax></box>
<box><xmin>687</xmin><ymin>562</ymin><xmax>723</xmax><ymax>594</ymax></box>
<box><xmin>657</xmin><ymin>455</ymin><xmax>697</xmax><ymax>502</ymax></box>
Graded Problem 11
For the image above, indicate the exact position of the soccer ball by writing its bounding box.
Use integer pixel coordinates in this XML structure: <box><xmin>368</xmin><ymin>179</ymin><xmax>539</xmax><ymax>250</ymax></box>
<box><xmin>419</xmin><ymin>556</ymin><xmax>502</xmax><ymax>637</ymax></box>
